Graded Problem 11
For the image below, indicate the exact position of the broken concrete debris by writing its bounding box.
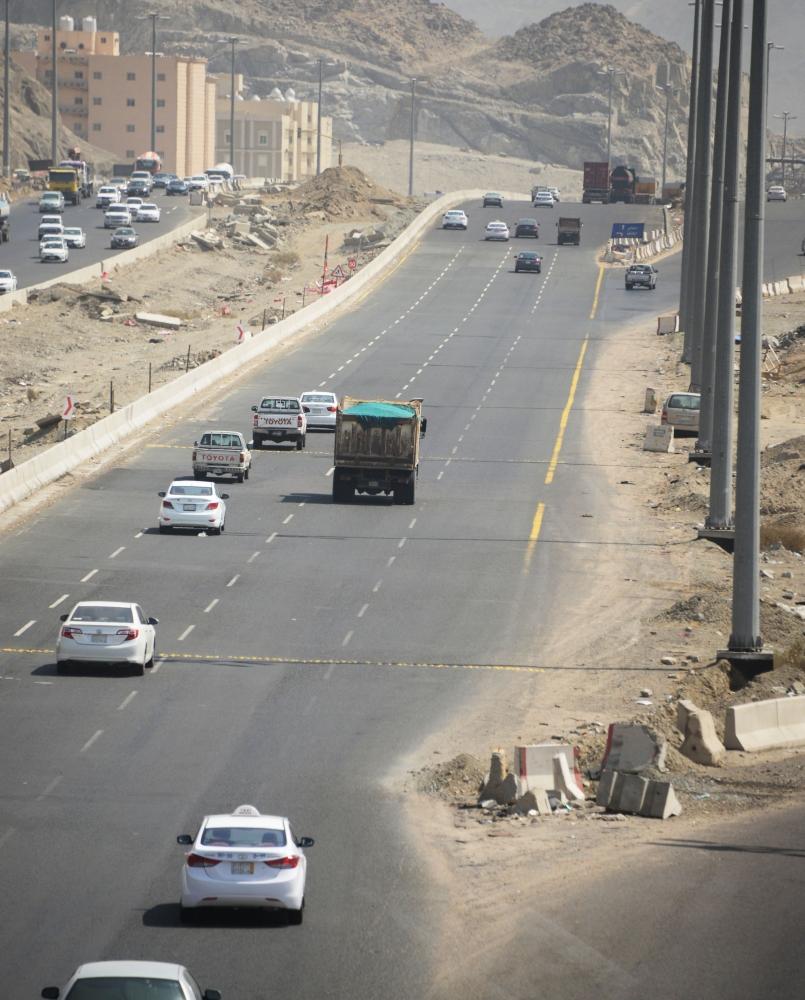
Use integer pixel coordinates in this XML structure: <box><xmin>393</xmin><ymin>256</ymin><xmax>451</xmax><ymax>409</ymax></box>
<box><xmin>596</xmin><ymin>769</ymin><xmax>682</xmax><ymax>819</ymax></box>
<box><xmin>600</xmin><ymin>723</ymin><xmax>667</xmax><ymax>774</ymax></box>
<box><xmin>134</xmin><ymin>312</ymin><xmax>183</xmax><ymax>330</ymax></box>
<box><xmin>676</xmin><ymin>699</ymin><xmax>725</xmax><ymax>766</ymax></box>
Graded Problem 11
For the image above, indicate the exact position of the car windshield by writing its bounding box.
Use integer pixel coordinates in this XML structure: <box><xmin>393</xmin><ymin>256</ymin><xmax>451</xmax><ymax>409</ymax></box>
<box><xmin>116</xmin><ymin>228</ymin><xmax>135</xmax><ymax>235</ymax></box>
<box><xmin>0</xmin><ymin>270</ymin><xmax>12</xmax><ymax>278</ymax></box>
<box><xmin>301</xmin><ymin>394</ymin><xmax>335</xmax><ymax>403</ymax></box>
<box><xmin>201</xmin><ymin>826</ymin><xmax>287</xmax><ymax>847</ymax></box>
<box><xmin>71</xmin><ymin>605</ymin><xmax>134</xmax><ymax>624</ymax></box>
<box><xmin>141</xmin><ymin>204</ymin><xmax>157</xmax><ymax>211</ymax></box>
<box><xmin>65</xmin><ymin>977</ymin><xmax>184</xmax><ymax>1000</ymax></box>
<box><xmin>169</xmin><ymin>484</ymin><xmax>213</xmax><ymax>497</ymax></box>
<box><xmin>259</xmin><ymin>398</ymin><xmax>300</xmax><ymax>410</ymax></box>
<box><xmin>520</xmin><ymin>252</ymin><xmax>539</xmax><ymax>259</ymax></box>
<box><xmin>518</xmin><ymin>219</ymin><xmax>537</xmax><ymax>225</ymax></box>
<box><xmin>64</xmin><ymin>229</ymin><xmax>81</xmax><ymax>236</ymax></box>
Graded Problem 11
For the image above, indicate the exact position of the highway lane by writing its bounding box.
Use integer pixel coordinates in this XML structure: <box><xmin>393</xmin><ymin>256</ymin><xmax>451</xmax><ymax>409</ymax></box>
<box><xmin>0</xmin><ymin>187</ymin><xmax>203</xmax><ymax>290</ymax></box>
<box><xmin>1</xmin><ymin>198</ymin><xmax>800</xmax><ymax>997</ymax></box>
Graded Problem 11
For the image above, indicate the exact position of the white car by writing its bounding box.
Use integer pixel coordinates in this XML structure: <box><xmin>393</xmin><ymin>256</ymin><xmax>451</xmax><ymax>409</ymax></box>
<box><xmin>300</xmin><ymin>390</ymin><xmax>338</xmax><ymax>429</ymax></box>
<box><xmin>188</xmin><ymin>174</ymin><xmax>210</xmax><ymax>191</ymax></box>
<box><xmin>125</xmin><ymin>196</ymin><xmax>144</xmax><ymax>217</ymax></box>
<box><xmin>95</xmin><ymin>185</ymin><xmax>119</xmax><ymax>208</ymax></box>
<box><xmin>177</xmin><ymin>803</ymin><xmax>314</xmax><ymax>923</ymax></box>
<box><xmin>136</xmin><ymin>202</ymin><xmax>161</xmax><ymax>222</ymax></box>
<box><xmin>767</xmin><ymin>185</ymin><xmax>787</xmax><ymax>202</ymax></box>
<box><xmin>0</xmin><ymin>269</ymin><xmax>17</xmax><ymax>293</ymax></box>
<box><xmin>42</xmin><ymin>960</ymin><xmax>221</xmax><ymax>1000</ymax></box>
<box><xmin>38</xmin><ymin>220</ymin><xmax>64</xmax><ymax>241</ymax></box>
<box><xmin>39</xmin><ymin>213</ymin><xmax>63</xmax><ymax>230</ymax></box>
<box><xmin>547</xmin><ymin>186</ymin><xmax>561</xmax><ymax>202</ymax></box>
<box><xmin>532</xmin><ymin>190</ymin><xmax>556</xmax><ymax>208</ymax></box>
<box><xmin>56</xmin><ymin>601</ymin><xmax>158</xmax><ymax>676</ymax></box>
<box><xmin>40</xmin><ymin>238</ymin><xmax>69</xmax><ymax>262</ymax></box>
<box><xmin>63</xmin><ymin>226</ymin><xmax>86</xmax><ymax>249</ymax></box>
<box><xmin>484</xmin><ymin>220</ymin><xmax>510</xmax><ymax>241</ymax></box>
<box><xmin>39</xmin><ymin>191</ymin><xmax>65</xmax><ymax>213</ymax></box>
<box><xmin>158</xmin><ymin>480</ymin><xmax>229</xmax><ymax>534</ymax></box>
<box><xmin>442</xmin><ymin>209</ymin><xmax>469</xmax><ymax>230</ymax></box>
<box><xmin>104</xmin><ymin>205</ymin><xmax>132</xmax><ymax>228</ymax></box>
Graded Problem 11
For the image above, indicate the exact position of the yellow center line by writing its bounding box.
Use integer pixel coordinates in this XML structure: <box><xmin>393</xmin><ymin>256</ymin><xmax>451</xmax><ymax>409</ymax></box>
<box><xmin>589</xmin><ymin>263</ymin><xmax>605</xmax><ymax>320</ymax></box>
<box><xmin>522</xmin><ymin>501</ymin><xmax>545</xmax><ymax>575</ymax></box>
<box><xmin>544</xmin><ymin>337</ymin><xmax>589</xmax><ymax>486</ymax></box>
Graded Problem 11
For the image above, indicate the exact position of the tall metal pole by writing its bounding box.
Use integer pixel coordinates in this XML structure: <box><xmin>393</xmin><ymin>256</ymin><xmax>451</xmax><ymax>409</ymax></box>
<box><xmin>687</xmin><ymin>0</ymin><xmax>715</xmax><ymax>391</ymax></box>
<box><xmin>150</xmin><ymin>16</ymin><xmax>156</xmax><ymax>154</ymax></box>
<box><xmin>729</xmin><ymin>0</ymin><xmax>767</xmax><ymax>655</ymax></box>
<box><xmin>680</xmin><ymin>0</ymin><xmax>702</xmax><ymax>353</ymax></box>
<box><xmin>606</xmin><ymin>68</ymin><xmax>613</xmax><ymax>175</ymax></box>
<box><xmin>228</xmin><ymin>37</ymin><xmax>236</xmax><ymax>171</ymax></box>
<box><xmin>708</xmin><ymin>0</ymin><xmax>744</xmax><ymax>530</ymax></box>
<box><xmin>660</xmin><ymin>75</ymin><xmax>672</xmax><ymax>194</ymax></box>
<box><xmin>3</xmin><ymin>0</ymin><xmax>10</xmax><ymax>176</ymax></box>
<box><xmin>51</xmin><ymin>0</ymin><xmax>58</xmax><ymax>163</ymax></box>
<box><xmin>764</xmin><ymin>42</ymin><xmax>782</xmax><ymax>127</ymax></box>
<box><xmin>408</xmin><ymin>77</ymin><xmax>416</xmax><ymax>198</ymax></box>
<box><xmin>316</xmin><ymin>58</ymin><xmax>322</xmax><ymax>175</ymax></box>
<box><xmin>774</xmin><ymin>111</ymin><xmax>795</xmax><ymax>187</ymax></box>
<box><xmin>695</xmin><ymin>0</ymin><xmax>732</xmax><ymax>455</ymax></box>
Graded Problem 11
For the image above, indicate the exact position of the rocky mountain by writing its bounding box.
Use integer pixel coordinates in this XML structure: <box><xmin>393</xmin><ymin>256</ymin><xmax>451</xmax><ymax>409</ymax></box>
<box><xmin>11</xmin><ymin>0</ymin><xmax>692</xmax><ymax>178</ymax></box>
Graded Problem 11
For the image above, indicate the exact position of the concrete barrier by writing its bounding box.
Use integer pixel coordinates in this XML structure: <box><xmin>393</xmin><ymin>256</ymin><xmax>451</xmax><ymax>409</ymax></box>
<box><xmin>724</xmin><ymin>694</ymin><xmax>805</xmax><ymax>752</ymax></box>
<box><xmin>657</xmin><ymin>314</ymin><xmax>679</xmax><ymax>335</ymax></box>
<box><xmin>0</xmin><ymin>188</ymin><xmax>529</xmax><ymax>515</ymax></box>
<box><xmin>788</xmin><ymin>274</ymin><xmax>804</xmax><ymax>292</ymax></box>
<box><xmin>514</xmin><ymin>743</ymin><xmax>581</xmax><ymax>795</ymax></box>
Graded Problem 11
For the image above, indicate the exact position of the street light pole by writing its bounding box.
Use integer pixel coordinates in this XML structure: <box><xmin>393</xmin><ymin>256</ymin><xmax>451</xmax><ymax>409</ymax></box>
<box><xmin>773</xmin><ymin>111</ymin><xmax>796</xmax><ymax>187</ymax></box>
<box><xmin>51</xmin><ymin>0</ymin><xmax>58</xmax><ymax>164</ymax></box>
<box><xmin>137</xmin><ymin>13</ymin><xmax>169</xmax><ymax>158</ymax></box>
<box><xmin>3</xmin><ymin>0</ymin><xmax>10</xmax><ymax>176</ymax></box>
<box><xmin>659</xmin><ymin>74</ymin><xmax>673</xmax><ymax>194</ymax></box>
<box><xmin>679</xmin><ymin>0</ymin><xmax>701</xmax><ymax>350</ymax></box>
<box><xmin>228</xmin><ymin>37</ymin><xmax>237</xmax><ymax>171</ymax></box>
<box><xmin>765</xmin><ymin>42</ymin><xmax>783</xmax><ymax>125</ymax></box>
<box><xmin>408</xmin><ymin>77</ymin><xmax>416</xmax><ymax>198</ymax></box>
<box><xmin>316</xmin><ymin>58</ymin><xmax>323</xmax><ymax>175</ymax></box>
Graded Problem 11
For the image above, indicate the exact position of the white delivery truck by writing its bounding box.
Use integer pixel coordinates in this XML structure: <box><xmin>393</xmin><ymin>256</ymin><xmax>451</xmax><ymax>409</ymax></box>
<box><xmin>192</xmin><ymin>430</ymin><xmax>252</xmax><ymax>482</ymax></box>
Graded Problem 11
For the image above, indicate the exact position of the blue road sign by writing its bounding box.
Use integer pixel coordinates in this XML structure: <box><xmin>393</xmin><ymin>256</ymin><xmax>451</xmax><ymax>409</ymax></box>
<box><xmin>611</xmin><ymin>222</ymin><xmax>645</xmax><ymax>239</ymax></box>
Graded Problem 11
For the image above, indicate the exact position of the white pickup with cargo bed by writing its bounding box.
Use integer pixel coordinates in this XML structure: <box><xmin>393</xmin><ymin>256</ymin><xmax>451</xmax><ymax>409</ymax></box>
<box><xmin>192</xmin><ymin>431</ymin><xmax>252</xmax><ymax>482</ymax></box>
<box><xmin>251</xmin><ymin>396</ymin><xmax>307</xmax><ymax>450</ymax></box>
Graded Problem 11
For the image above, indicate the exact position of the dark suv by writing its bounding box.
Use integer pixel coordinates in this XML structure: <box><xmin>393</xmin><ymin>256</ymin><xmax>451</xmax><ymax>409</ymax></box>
<box><xmin>514</xmin><ymin>251</ymin><xmax>542</xmax><ymax>273</ymax></box>
<box><xmin>483</xmin><ymin>192</ymin><xmax>503</xmax><ymax>207</ymax></box>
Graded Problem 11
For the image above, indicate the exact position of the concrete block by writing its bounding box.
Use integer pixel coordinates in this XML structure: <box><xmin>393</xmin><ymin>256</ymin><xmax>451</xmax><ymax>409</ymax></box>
<box><xmin>643</xmin><ymin>424</ymin><xmax>674</xmax><ymax>453</ymax></box>
<box><xmin>787</xmin><ymin>274</ymin><xmax>804</xmax><ymax>292</ymax></box>
<box><xmin>480</xmin><ymin>750</ymin><xmax>518</xmax><ymax>805</ymax></box>
<box><xmin>725</xmin><ymin>694</ymin><xmax>805</xmax><ymax>752</ymax></box>
<box><xmin>678</xmin><ymin>701</ymin><xmax>725</xmax><ymax>766</ymax></box>
<box><xmin>134</xmin><ymin>312</ymin><xmax>183</xmax><ymax>330</ymax></box>
<box><xmin>552</xmin><ymin>753</ymin><xmax>585</xmax><ymax>801</ymax></box>
<box><xmin>602</xmin><ymin>723</ymin><xmax>667</xmax><ymax>774</ymax></box>
<box><xmin>513</xmin><ymin>744</ymin><xmax>579</xmax><ymax>795</ymax></box>
<box><xmin>618</xmin><ymin>773</ymin><xmax>650</xmax><ymax>814</ymax></box>
<box><xmin>640</xmin><ymin>780</ymin><xmax>682</xmax><ymax>819</ymax></box>
<box><xmin>596</xmin><ymin>768</ymin><xmax>619</xmax><ymax>808</ymax></box>
<box><xmin>514</xmin><ymin>788</ymin><xmax>552</xmax><ymax>815</ymax></box>
<box><xmin>657</xmin><ymin>314</ymin><xmax>679</xmax><ymax>335</ymax></box>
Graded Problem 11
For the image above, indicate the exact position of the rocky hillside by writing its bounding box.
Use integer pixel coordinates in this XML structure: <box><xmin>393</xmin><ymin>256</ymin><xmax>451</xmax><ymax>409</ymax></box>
<box><xmin>11</xmin><ymin>0</ymin><xmax>691</xmax><ymax>178</ymax></box>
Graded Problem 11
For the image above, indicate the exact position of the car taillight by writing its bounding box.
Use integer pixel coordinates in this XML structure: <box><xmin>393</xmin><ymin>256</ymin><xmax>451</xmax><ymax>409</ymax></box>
<box><xmin>192</xmin><ymin>450</ymin><xmax>197</xmax><ymax>461</ymax></box>
<box><xmin>252</xmin><ymin>414</ymin><xmax>258</xmax><ymax>426</ymax></box>
<box><xmin>303</xmin><ymin>405</ymin><xmax>310</xmax><ymax>413</ymax></box>
<box><xmin>116</xmin><ymin>628</ymin><xmax>139</xmax><ymax>640</ymax></box>
<box><xmin>661</xmin><ymin>408</ymin><xmax>668</xmax><ymax>424</ymax></box>
<box><xmin>205</xmin><ymin>502</ymin><xmax>219</xmax><ymax>510</ymax></box>
<box><xmin>162</xmin><ymin>500</ymin><xmax>174</xmax><ymax>509</ymax></box>
<box><xmin>61</xmin><ymin>626</ymin><xmax>82</xmax><ymax>638</ymax></box>
<box><xmin>187</xmin><ymin>854</ymin><xmax>221</xmax><ymax>868</ymax></box>
<box><xmin>327</xmin><ymin>406</ymin><xmax>337</xmax><ymax>412</ymax></box>
<box><xmin>297</xmin><ymin>415</ymin><xmax>303</xmax><ymax>427</ymax></box>
<box><xmin>265</xmin><ymin>856</ymin><xmax>300</xmax><ymax>869</ymax></box>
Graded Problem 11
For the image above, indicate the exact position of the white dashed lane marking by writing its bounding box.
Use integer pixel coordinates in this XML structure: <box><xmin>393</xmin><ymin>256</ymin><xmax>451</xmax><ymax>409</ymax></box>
<box><xmin>14</xmin><ymin>621</ymin><xmax>35</xmax><ymax>637</ymax></box>
<box><xmin>204</xmin><ymin>599</ymin><xmax>219</xmax><ymax>613</ymax></box>
<box><xmin>80</xmin><ymin>569</ymin><xmax>98</xmax><ymax>583</ymax></box>
<box><xmin>80</xmin><ymin>730</ymin><xmax>104</xmax><ymax>754</ymax></box>
<box><xmin>49</xmin><ymin>594</ymin><xmax>70</xmax><ymax>608</ymax></box>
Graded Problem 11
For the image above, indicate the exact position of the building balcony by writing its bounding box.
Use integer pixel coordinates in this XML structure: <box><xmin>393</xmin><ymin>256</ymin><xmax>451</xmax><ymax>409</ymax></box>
<box><xmin>61</xmin><ymin>104</ymin><xmax>88</xmax><ymax>117</ymax></box>
<box><xmin>59</xmin><ymin>77</ymin><xmax>88</xmax><ymax>90</ymax></box>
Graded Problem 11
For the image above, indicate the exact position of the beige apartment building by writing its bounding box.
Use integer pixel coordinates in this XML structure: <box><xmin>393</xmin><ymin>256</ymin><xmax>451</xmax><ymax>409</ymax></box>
<box><xmin>215</xmin><ymin>95</ymin><xmax>332</xmax><ymax>181</ymax></box>
<box><xmin>13</xmin><ymin>16</ymin><xmax>216</xmax><ymax>176</ymax></box>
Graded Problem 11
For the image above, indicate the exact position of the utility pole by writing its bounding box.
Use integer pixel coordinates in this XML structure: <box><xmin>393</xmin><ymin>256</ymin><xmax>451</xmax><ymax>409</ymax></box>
<box><xmin>726</xmin><ymin>0</ymin><xmax>771</xmax><ymax>670</ymax></box>
<box><xmin>316</xmin><ymin>58</ymin><xmax>323</xmax><ymax>175</ymax></box>
<box><xmin>597</xmin><ymin>66</ymin><xmax>617</xmax><ymax>175</ymax></box>
<box><xmin>137</xmin><ymin>13</ymin><xmax>169</xmax><ymax>157</ymax></box>
<box><xmin>694</xmin><ymin>0</ymin><xmax>732</xmax><ymax>460</ymax></box>
<box><xmin>679</xmin><ymin>0</ymin><xmax>701</xmax><ymax>349</ymax></box>
<box><xmin>687</xmin><ymin>0</ymin><xmax>715</xmax><ymax>392</ymax></box>
<box><xmin>408</xmin><ymin>77</ymin><xmax>416</xmax><ymax>198</ymax></box>
<box><xmin>51</xmin><ymin>0</ymin><xmax>58</xmax><ymax>164</ymax></box>
<box><xmin>764</xmin><ymin>42</ymin><xmax>783</xmax><ymax>126</ymax></box>
<box><xmin>659</xmin><ymin>72</ymin><xmax>673</xmax><ymax>195</ymax></box>
<box><xmin>773</xmin><ymin>111</ymin><xmax>796</xmax><ymax>187</ymax></box>
<box><xmin>228</xmin><ymin>37</ymin><xmax>237</xmax><ymax>171</ymax></box>
<box><xmin>3</xmin><ymin>0</ymin><xmax>10</xmax><ymax>176</ymax></box>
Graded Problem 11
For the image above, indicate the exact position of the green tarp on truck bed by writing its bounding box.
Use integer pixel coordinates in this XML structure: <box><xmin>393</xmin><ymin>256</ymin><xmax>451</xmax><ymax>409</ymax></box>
<box><xmin>342</xmin><ymin>402</ymin><xmax>416</xmax><ymax>426</ymax></box>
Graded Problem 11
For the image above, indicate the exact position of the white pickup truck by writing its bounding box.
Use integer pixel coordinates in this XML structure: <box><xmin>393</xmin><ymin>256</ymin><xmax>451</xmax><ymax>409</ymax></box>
<box><xmin>251</xmin><ymin>396</ymin><xmax>307</xmax><ymax>450</ymax></box>
<box><xmin>192</xmin><ymin>430</ymin><xmax>252</xmax><ymax>482</ymax></box>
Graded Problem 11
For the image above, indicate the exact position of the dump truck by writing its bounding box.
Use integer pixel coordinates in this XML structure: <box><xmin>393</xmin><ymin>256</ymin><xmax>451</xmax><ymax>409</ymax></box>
<box><xmin>59</xmin><ymin>157</ymin><xmax>94</xmax><ymax>198</ymax></box>
<box><xmin>556</xmin><ymin>217</ymin><xmax>581</xmax><ymax>246</ymax></box>
<box><xmin>48</xmin><ymin>165</ymin><xmax>83</xmax><ymax>205</ymax></box>
<box><xmin>332</xmin><ymin>396</ymin><xmax>427</xmax><ymax>504</ymax></box>
<box><xmin>582</xmin><ymin>161</ymin><xmax>610</xmax><ymax>203</ymax></box>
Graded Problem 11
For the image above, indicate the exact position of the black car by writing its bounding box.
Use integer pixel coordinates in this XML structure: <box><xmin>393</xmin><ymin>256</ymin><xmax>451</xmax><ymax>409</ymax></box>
<box><xmin>111</xmin><ymin>226</ymin><xmax>138</xmax><ymax>249</ymax></box>
<box><xmin>514</xmin><ymin>218</ymin><xmax>540</xmax><ymax>238</ymax></box>
<box><xmin>166</xmin><ymin>178</ymin><xmax>189</xmax><ymax>196</ymax></box>
<box><xmin>127</xmin><ymin>180</ymin><xmax>151</xmax><ymax>197</ymax></box>
<box><xmin>152</xmin><ymin>172</ymin><xmax>175</xmax><ymax>189</ymax></box>
<box><xmin>514</xmin><ymin>251</ymin><xmax>542</xmax><ymax>273</ymax></box>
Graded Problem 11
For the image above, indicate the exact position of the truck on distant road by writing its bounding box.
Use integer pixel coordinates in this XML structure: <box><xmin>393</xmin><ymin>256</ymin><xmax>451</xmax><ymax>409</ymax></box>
<box><xmin>610</xmin><ymin>166</ymin><xmax>657</xmax><ymax>204</ymax></box>
<box><xmin>48</xmin><ymin>165</ymin><xmax>84</xmax><ymax>205</ymax></box>
<box><xmin>582</xmin><ymin>161</ymin><xmax>610</xmax><ymax>203</ymax></box>
<box><xmin>556</xmin><ymin>217</ymin><xmax>581</xmax><ymax>245</ymax></box>
<box><xmin>135</xmin><ymin>151</ymin><xmax>162</xmax><ymax>175</ymax></box>
<box><xmin>192</xmin><ymin>431</ymin><xmax>252</xmax><ymax>482</ymax></box>
<box><xmin>332</xmin><ymin>396</ymin><xmax>426</xmax><ymax>504</ymax></box>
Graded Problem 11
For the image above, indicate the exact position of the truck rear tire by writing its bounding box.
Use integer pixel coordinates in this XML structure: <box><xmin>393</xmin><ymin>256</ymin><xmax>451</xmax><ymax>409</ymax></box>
<box><xmin>253</xmin><ymin>435</ymin><xmax>263</xmax><ymax>450</ymax></box>
<box><xmin>333</xmin><ymin>477</ymin><xmax>351</xmax><ymax>503</ymax></box>
<box><xmin>397</xmin><ymin>474</ymin><xmax>415</xmax><ymax>505</ymax></box>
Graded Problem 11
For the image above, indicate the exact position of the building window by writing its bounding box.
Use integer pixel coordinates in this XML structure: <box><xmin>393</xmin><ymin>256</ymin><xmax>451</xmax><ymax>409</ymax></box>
<box><xmin>157</xmin><ymin>72</ymin><xmax>166</xmax><ymax>81</ymax></box>
<box><xmin>44</xmin><ymin>33</ymin><xmax>50</xmax><ymax>41</ymax></box>
<box><xmin>93</xmin><ymin>71</ymin><xmax>102</xmax><ymax>79</ymax></box>
<box><xmin>156</xmin><ymin>98</ymin><xmax>166</xmax><ymax>108</ymax></box>
<box><xmin>224</xmin><ymin>132</ymin><xmax>230</xmax><ymax>143</ymax></box>
<box><xmin>101</xmin><ymin>36</ymin><xmax>107</xmax><ymax>43</ymax></box>
<box><xmin>126</xmin><ymin>98</ymin><xmax>136</xmax><ymax>107</ymax></box>
<box><xmin>74</xmin><ymin>96</ymin><xmax>83</xmax><ymax>105</ymax></box>
<box><xmin>126</xmin><ymin>72</ymin><xmax>136</xmax><ymax>81</ymax></box>
<box><xmin>92</xmin><ymin>97</ymin><xmax>102</xmax><ymax>105</ymax></box>
<box><xmin>126</xmin><ymin>124</ymin><xmax>136</xmax><ymax>132</ymax></box>
<box><xmin>78</xmin><ymin>43</ymin><xmax>84</xmax><ymax>50</ymax></box>
<box><xmin>126</xmin><ymin>149</ymin><xmax>135</xmax><ymax>158</ymax></box>
<box><xmin>74</xmin><ymin>70</ymin><xmax>84</xmax><ymax>79</ymax></box>
<box><xmin>92</xmin><ymin>123</ymin><xmax>102</xmax><ymax>131</ymax></box>
<box><xmin>258</xmin><ymin>133</ymin><xmax>268</xmax><ymax>146</ymax></box>
<box><xmin>156</xmin><ymin>125</ymin><xmax>165</xmax><ymax>133</ymax></box>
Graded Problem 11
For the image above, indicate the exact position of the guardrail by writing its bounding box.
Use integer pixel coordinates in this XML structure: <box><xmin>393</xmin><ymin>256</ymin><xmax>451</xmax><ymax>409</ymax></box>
<box><xmin>0</xmin><ymin>189</ymin><xmax>529</xmax><ymax>515</ymax></box>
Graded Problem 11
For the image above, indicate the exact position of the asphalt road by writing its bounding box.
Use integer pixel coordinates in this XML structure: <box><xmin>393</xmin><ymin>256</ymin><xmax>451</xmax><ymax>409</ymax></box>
<box><xmin>0</xmin><ymin>187</ymin><xmax>203</xmax><ymax>291</ymax></box>
<box><xmin>1</xmin><ymin>198</ymin><xmax>803</xmax><ymax>999</ymax></box>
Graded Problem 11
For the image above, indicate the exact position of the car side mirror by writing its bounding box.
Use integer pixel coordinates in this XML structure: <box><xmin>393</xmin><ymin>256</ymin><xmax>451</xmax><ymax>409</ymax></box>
<box><xmin>193</xmin><ymin>441</ymin><xmax>198</xmax><ymax>447</ymax></box>
<box><xmin>250</xmin><ymin>405</ymin><xmax>258</xmax><ymax>412</ymax></box>
<box><xmin>297</xmin><ymin>836</ymin><xmax>315</xmax><ymax>848</ymax></box>
<box><xmin>42</xmin><ymin>990</ymin><xmax>60</xmax><ymax>999</ymax></box>
<box><xmin>148</xmin><ymin>617</ymin><xmax>159</xmax><ymax>626</ymax></box>
<box><xmin>219</xmin><ymin>493</ymin><xmax>229</xmax><ymax>500</ymax></box>
<box><xmin>420</xmin><ymin>418</ymin><xmax>428</xmax><ymax>436</ymax></box>
<box><xmin>158</xmin><ymin>491</ymin><xmax>166</xmax><ymax>497</ymax></box>
<box><xmin>59</xmin><ymin>613</ymin><xmax>68</xmax><ymax>622</ymax></box>
<box><xmin>202</xmin><ymin>991</ymin><xmax>221</xmax><ymax>1000</ymax></box>
<box><xmin>177</xmin><ymin>834</ymin><xmax>193</xmax><ymax>845</ymax></box>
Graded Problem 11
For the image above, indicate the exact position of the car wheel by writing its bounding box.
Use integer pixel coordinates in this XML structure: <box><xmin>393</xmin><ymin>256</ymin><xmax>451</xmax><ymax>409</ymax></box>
<box><xmin>133</xmin><ymin>659</ymin><xmax>145</xmax><ymax>677</ymax></box>
<box><xmin>244</xmin><ymin>467</ymin><xmax>250</xmax><ymax>481</ymax></box>
<box><xmin>253</xmin><ymin>437</ymin><xmax>262</xmax><ymax>450</ymax></box>
<box><xmin>236</xmin><ymin>473</ymin><xmax>244</xmax><ymax>483</ymax></box>
<box><xmin>287</xmin><ymin>900</ymin><xmax>304</xmax><ymax>926</ymax></box>
<box><xmin>296</xmin><ymin>436</ymin><xmax>304</xmax><ymax>451</ymax></box>
<box><xmin>159</xmin><ymin>525</ymin><xmax>171</xmax><ymax>533</ymax></box>
<box><xmin>179</xmin><ymin>904</ymin><xmax>197</xmax><ymax>924</ymax></box>
<box><xmin>145</xmin><ymin>644</ymin><xmax>155</xmax><ymax>670</ymax></box>
<box><xmin>56</xmin><ymin>660</ymin><xmax>69</xmax><ymax>675</ymax></box>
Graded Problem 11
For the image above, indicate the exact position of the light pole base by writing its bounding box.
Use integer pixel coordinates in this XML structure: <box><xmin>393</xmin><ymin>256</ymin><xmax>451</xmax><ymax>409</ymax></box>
<box><xmin>697</xmin><ymin>526</ymin><xmax>735</xmax><ymax>552</ymax></box>
<box><xmin>688</xmin><ymin>448</ymin><xmax>711</xmax><ymax>466</ymax></box>
<box><xmin>715</xmin><ymin>647</ymin><xmax>774</xmax><ymax>679</ymax></box>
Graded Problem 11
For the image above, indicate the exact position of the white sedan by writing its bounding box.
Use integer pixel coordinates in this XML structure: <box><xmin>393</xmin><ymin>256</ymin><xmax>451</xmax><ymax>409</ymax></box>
<box><xmin>442</xmin><ymin>209</ymin><xmax>469</xmax><ymax>230</ymax></box>
<box><xmin>63</xmin><ymin>226</ymin><xmax>86</xmax><ymax>249</ymax></box>
<box><xmin>125</xmin><ymin>196</ymin><xmax>144</xmax><ymax>217</ymax></box>
<box><xmin>484</xmin><ymin>220</ymin><xmax>510</xmax><ymax>241</ymax></box>
<box><xmin>158</xmin><ymin>480</ymin><xmax>228</xmax><ymax>534</ymax></box>
<box><xmin>42</xmin><ymin>960</ymin><xmax>221</xmax><ymax>1000</ymax></box>
<box><xmin>40</xmin><ymin>238</ymin><xmax>69</xmax><ymax>262</ymax></box>
<box><xmin>767</xmin><ymin>185</ymin><xmax>787</xmax><ymax>202</ymax></box>
<box><xmin>177</xmin><ymin>803</ymin><xmax>314</xmax><ymax>923</ymax></box>
<box><xmin>136</xmin><ymin>202</ymin><xmax>161</xmax><ymax>222</ymax></box>
<box><xmin>300</xmin><ymin>390</ymin><xmax>338</xmax><ymax>429</ymax></box>
<box><xmin>56</xmin><ymin>601</ymin><xmax>158</xmax><ymax>676</ymax></box>
<box><xmin>532</xmin><ymin>190</ymin><xmax>556</xmax><ymax>208</ymax></box>
<box><xmin>0</xmin><ymin>269</ymin><xmax>17</xmax><ymax>293</ymax></box>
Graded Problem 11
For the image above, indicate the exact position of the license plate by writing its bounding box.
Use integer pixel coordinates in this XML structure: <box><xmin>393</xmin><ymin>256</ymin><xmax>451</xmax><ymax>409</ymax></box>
<box><xmin>183</xmin><ymin>504</ymin><xmax>197</xmax><ymax>511</ymax></box>
<box><xmin>91</xmin><ymin>635</ymin><xmax>106</xmax><ymax>643</ymax></box>
<box><xmin>271</xmin><ymin>430</ymin><xmax>283</xmax><ymax>436</ymax></box>
<box><xmin>368</xmin><ymin>480</ymin><xmax>379</xmax><ymax>488</ymax></box>
<box><xmin>232</xmin><ymin>861</ymin><xmax>254</xmax><ymax>875</ymax></box>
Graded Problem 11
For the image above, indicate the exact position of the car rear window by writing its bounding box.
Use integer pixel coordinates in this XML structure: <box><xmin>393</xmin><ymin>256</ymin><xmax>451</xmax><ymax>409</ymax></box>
<box><xmin>668</xmin><ymin>394</ymin><xmax>700</xmax><ymax>410</ymax></box>
<box><xmin>259</xmin><ymin>398</ymin><xmax>300</xmax><ymax>410</ymax></box>
<box><xmin>201</xmin><ymin>826</ymin><xmax>287</xmax><ymax>847</ymax></box>
<box><xmin>200</xmin><ymin>433</ymin><xmax>240</xmax><ymax>447</ymax></box>
<box><xmin>71</xmin><ymin>605</ymin><xmax>134</xmax><ymax>623</ymax></box>
<box><xmin>66</xmin><ymin>978</ymin><xmax>184</xmax><ymax>1000</ymax></box>
<box><xmin>170</xmin><ymin>484</ymin><xmax>213</xmax><ymax>496</ymax></box>
<box><xmin>301</xmin><ymin>394</ymin><xmax>335</xmax><ymax>404</ymax></box>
